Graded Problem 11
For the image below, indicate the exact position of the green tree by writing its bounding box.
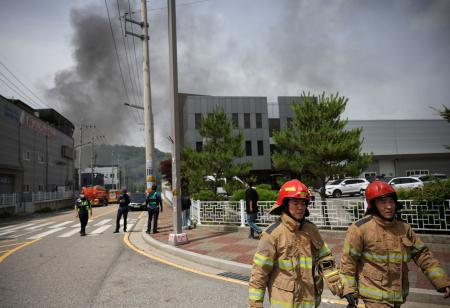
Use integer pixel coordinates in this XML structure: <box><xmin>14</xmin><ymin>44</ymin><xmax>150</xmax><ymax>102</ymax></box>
<box><xmin>272</xmin><ymin>92</ymin><xmax>372</xmax><ymax>202</ymax></box>
<box><xmin>182</xmin><ymin>108</ymin><xmax>252</xmax><ymax>197</ymax></box>
<box><xmin>438</xmin><ymin>105</ymin><xmax>450</xmax><ymax>149</ymax></box>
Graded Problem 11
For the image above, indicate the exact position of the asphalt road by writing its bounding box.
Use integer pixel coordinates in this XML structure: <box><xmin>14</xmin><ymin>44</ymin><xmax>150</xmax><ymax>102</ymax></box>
<box><xmin>0</xmin><ymin>205</ymin><xmax>346</xmax><ymax>308</ymax></box>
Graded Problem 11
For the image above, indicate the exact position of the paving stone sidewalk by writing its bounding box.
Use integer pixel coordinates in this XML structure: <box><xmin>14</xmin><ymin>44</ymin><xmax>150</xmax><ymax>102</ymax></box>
<box><xmin>146</xmin><ymin>204</ymin><xmax>450</xmax><ymax>291</ymax></box>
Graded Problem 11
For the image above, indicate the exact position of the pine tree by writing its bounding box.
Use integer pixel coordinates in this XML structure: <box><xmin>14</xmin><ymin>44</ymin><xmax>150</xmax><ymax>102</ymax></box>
<box><xmin>182</xmin><ymin>108</ymin><xmax>251</xmax><ymax>196</ymax></box>
<box><xmin>272</xmin><ymin>92</ymin><xmax>372</xmax><ymax>202</ymax></box>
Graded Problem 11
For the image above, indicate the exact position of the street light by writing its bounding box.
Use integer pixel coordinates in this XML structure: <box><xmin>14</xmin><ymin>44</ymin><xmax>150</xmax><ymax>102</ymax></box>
<box><xmin>124</xmin><ymin>102</ymin><xmax>144</xmax><ymax>110</ymax></box>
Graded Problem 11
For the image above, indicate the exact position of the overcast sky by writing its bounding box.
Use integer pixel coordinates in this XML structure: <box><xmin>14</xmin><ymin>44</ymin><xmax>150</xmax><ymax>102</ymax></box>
<box><xmin>0</xmin><ymin>0</ymin><xmax>449</xmax><ymax>152</ymax></box>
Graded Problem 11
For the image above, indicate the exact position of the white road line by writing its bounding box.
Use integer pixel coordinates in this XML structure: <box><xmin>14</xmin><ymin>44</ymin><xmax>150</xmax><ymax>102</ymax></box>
<box><xmin>58</xmin><ymin>228</ymin><xmax>81</xmax><ymax>238</ymax></box>
<box><xmin>93</xmin><ymin>219</ymin><xmax>112</xmax><ymax>227</ymax></box>
<box><xmin>91</xmin><ymin>225</ymin><xmax>111</xmax><ymax>234</ymax></box>
<box><xmin>0</xmin><ymin>224</ymin><xmax>18</xmax><ymax>230</ymax></box>
<box><xmin>27</xmin><ymin>227</ymin><xmax>66</xmax><ymax>239</ymax></box>
<box><xmin>125</xmin><ymin>224</ymin><xmax>134</xmax><ymax>230</ymax></box>
<box><xmin>0</xmin><ymin>223</ymin><xmax>37</xmax><ymax>235</ymax></box>
<box><xmin>49</xmin><ymin>221</ymin><xmax>73</xmax><ymax>228</ymax></box>
<box><xmin>26</xmin><ymin>222</ymin><xmax>55</xmax><ymax>230</ymax></box>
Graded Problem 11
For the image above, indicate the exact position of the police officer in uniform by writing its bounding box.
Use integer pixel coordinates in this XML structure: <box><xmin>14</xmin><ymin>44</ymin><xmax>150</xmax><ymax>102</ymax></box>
<box><xmin>114</xmin><ymin>188</ymin><xmax>130</xmax><ymax>233</ymax></box>
<box><xmin>146</xmin><ymin>184</ymin><xmax>163</xmax><ymax>234</ymax></box>
<box><xmin>75</xmin><ymin>193</ymin><xmax>92</xmax><ymax>236</ymax></box>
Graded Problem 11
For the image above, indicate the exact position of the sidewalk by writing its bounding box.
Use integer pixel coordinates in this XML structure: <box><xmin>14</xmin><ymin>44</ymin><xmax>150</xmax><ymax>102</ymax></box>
<box><xmin>134</xmin><ymin>204</ymin><xmax>450</xmax><ymax>306</ymax></box>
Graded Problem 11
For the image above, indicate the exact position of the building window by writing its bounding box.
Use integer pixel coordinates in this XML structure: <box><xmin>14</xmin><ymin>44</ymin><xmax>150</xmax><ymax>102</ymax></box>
<box><xmin>406</xmin><ymin>170</ymin><xmax>429</xmax><ymax>176</ymax></box>
<box><xmin>257</xmin><ymin>140</ymin><xmax>264</xmax><ymax>156</ymax></box>
<box><xmin>195</xmin><ymin>113</ymin><xmax>202</xmax><ymax>129</ymax></box>
<box><xmin>23</xmin><ymin>151</ymin><xmax>31</xmax><ymax>161</ymax></box>
<box><xmin>255</xmin><ymin>113</ymin><xmax>262</xmax><ymax>128</ymax></box>
<box><xmin>23</xmin><ymin>184</ymin><xmax>30</xmax><ymax>192</ymax></box>
<box><xmin>38</xmin><ymin>153</ymin><xmax>45</xmax><ymax>164</ymax></box>
<box><xmin>245</xmin><ymin>141</ymin><xmax>252</xmax><ymax>156</ymax></box>
<box><xmin>269</xmin><ymin>119</ymin><xmax>280</xmax><ymax>137</ymax></box>
<box><xmin>244</xmin><ymin>113</ymin><xmax>251</xmax><ymax>129</ymax></box>
<box><xmin>38</xmin><ymin>185</ymin><xmax>44</xmax><ymax>191</ymax></box>
<box><xmin>196</xmin><ymin>142</ymin><xmax>203</xmax><ymax>152</ymax></box>
<box><xmin>232</xmin><ymin>113</ymin><xmax>239</xmax><ymax>128</ymax></box>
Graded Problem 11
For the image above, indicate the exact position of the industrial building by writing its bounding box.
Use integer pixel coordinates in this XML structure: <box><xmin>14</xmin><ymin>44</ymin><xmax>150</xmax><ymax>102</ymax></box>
<box><xmin>180</xmin><ymin>93</ymin><xmax>450</xmax><ymax>179</ymax></box>
<box><xmin>0</xmin><ymin>95</ymin><xmax>75</xmax><ymax>195</ymax></box>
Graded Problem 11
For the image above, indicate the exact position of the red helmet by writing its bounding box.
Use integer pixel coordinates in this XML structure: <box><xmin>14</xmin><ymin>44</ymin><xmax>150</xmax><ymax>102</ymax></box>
<box><xmin>365</xmin><ymin>181</ymin><xmax>399</xmax><ymax>211</ymax></box>
<box><xmin>269</xmin><ymin>179</ymin><xmax>310</xmax><ymax>215</ymax></box>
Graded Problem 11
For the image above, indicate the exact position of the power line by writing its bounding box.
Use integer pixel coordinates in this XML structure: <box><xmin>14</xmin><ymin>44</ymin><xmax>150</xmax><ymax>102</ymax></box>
<box><xmin>116</xmin><ymin>0</ymin><xmax>141</xmax><ymax>112</ymax></box>
<box><xmin>128</xmin><ymin>0</ymin><xmax>143</xmax><ymax>103</ymax></box>
<box><xmin>104</xmin><ymin>0</ymin><xmax>134</xmax><ymax>116</ymax></box>
<box><xmin>0</xmin><ymin>60</ymin><xmax>49</xmax><ymax>109</ymax></box>
<box><xmin>0</xmin><ymin>71</ymin><xmax>45</xmax><ymax>109</ymax></box>
<box><xmin>148</xmin><ymin>0</ymin><xmax>211</xmax><ymax>11</ymax></box>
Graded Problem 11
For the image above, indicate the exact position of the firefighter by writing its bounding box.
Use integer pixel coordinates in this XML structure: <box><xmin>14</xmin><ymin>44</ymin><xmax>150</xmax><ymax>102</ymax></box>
<box><xmin>340</xmin><ymin>181</ymin><xmax>450</xmax><ymax>307</ymax></box>
<box><xmin>114</xmin><ymin>188</ymin><xmax>130</xmax><ymax>233</ymax></box>
<box><xmin>75</xmin><ymin>193</ymin><xmax>92</xmax><ymax>236</ymax></box>
<box><xmin>248</xmin><ymin>179</ymin><xmax>343</xmax><ymax>308</ymax></box>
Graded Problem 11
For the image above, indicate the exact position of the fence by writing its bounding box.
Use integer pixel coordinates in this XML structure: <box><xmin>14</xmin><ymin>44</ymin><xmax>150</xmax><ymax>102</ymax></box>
<box><xmin>0</xmin><ymin>191</ymin><xmax>74</xmax><ymax>209</ymax></box>
<box><xmin>191</xmin><ymin>199</ymin><xmax>450</xmax><ymax>233</ymax></box>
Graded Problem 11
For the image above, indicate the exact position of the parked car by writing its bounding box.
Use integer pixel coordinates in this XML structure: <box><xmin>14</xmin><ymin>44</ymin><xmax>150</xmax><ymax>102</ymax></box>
<box><xmin>418</xmin><ymin>174</ymin><xmax>447</xmax><ymax>183</ymax></box>
<box><xmin>325</xmin><ymin>178</ymin><xmax>370</xmax><ymax>198</ymax></box>
<box><xmin>128</xmin><ymin>192</ymin><xmax>147</xmax><ymax>211</ymax></box>
<box><xmin>388</xmin><ymin>177</ymin><xmax>424</xmax><ymax>189</ymax></box>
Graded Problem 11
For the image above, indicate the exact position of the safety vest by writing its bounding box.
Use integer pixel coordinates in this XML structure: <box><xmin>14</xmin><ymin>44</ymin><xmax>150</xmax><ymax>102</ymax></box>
<box><xmin>77</xmin><ymin>199</ymin><xmax>90</xmax><ymax>212</ymax></box>
<box><xmin>147</xmin><ymin>192</ymin><xmax>159</xmax><ymax>209</ymax></box>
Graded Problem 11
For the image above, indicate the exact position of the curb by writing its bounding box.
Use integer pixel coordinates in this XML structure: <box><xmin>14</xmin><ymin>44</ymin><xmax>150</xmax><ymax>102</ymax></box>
<box><xmin>141</xmin><ymin>230</ymin><xmax>251</xmax><ymax>275</ymax></box>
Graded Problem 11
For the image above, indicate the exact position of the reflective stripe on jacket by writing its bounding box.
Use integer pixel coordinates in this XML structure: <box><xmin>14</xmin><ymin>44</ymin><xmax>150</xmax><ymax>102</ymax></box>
<box><xmin>248</xmin><ymin>213</ymin><xmax>336</xmax><ymax>308</ymax></box>
<box><xmin>340</xmin><ymin>215</ymin><xmax>450</xmax><ymax>305</ymax></box>
<box><xmin>76</xmin><ymin>199</ymin><xmax>91</xmax><ymax>212</ymax></box>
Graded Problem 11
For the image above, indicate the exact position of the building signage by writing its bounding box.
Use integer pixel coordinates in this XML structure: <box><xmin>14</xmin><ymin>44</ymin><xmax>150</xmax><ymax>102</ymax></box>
<box><xmin>23</xmin><ymin>114</ymin><xmax>56</xmax><ymax>139</ymax></box>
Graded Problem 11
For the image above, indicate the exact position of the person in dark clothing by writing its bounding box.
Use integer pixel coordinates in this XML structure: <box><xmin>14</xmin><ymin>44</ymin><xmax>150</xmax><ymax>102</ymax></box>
<box><xmin>75</xmin><ymin>193</ymin><xmax>92</xmax><ymax>236</ymax></box>
<box><xmin>146</xmin><ymin>184</ymin><xmax>163</xmax><ymax>234</ymax></box>
<box><xmin>181</xmin><ymin>192</ymin><xmax>192</xmax><ymax>229</ymax></box>
<box><xmin>114</xmin><ymin>188</ymin><xmax>130</xmax><ymax>233</ymax></box>
<box><xmin>245</xmin><ymin>182</ymin><xmax>262</xmax><ymax>239</ymax></box>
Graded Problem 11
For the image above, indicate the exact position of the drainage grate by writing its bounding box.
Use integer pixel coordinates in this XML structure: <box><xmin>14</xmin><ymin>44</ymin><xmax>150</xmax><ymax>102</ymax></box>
<box><xmin>217</xmin><ymin>271</ymin><xmax>250</xmax><ymax>282</ymax></box>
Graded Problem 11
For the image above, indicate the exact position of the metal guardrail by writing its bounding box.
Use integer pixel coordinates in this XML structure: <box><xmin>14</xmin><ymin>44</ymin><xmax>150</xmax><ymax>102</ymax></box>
<box><xmin>0</xmin><ymin>191</ymin><xmax>74</xmax><ymax>208</ymax></box>
<box><xmin>191</xmin><ymin>199</ymin><xmax>450</xmax><ymax>233</ymax></box>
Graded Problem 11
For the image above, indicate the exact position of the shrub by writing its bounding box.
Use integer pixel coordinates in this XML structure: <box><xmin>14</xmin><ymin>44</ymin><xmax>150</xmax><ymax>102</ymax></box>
<box><xmin>255</xmin><ymin>184</ymin><xmax>272</xmax><ymax>190</ymax></box>
<box><xmin>230</xmin><ymin>187</ymin><xmax>278</xmax><ymax>201</ymax></box>
<box><xmin>192</xmin><ymin>190</ymin><xmax>224</xmax><ymax>201</ymax></box>
<box><xmin>396</xmin><ymin>179</ymin><xmax>450</xmax><ymax>204</ymax></box>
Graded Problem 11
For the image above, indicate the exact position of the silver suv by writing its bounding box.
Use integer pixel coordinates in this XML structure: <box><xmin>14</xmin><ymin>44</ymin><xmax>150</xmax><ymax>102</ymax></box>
<box><xmin>325</xmin><ymin>178</ymin><xmax>370</xmax><ymax>198</ymax></box>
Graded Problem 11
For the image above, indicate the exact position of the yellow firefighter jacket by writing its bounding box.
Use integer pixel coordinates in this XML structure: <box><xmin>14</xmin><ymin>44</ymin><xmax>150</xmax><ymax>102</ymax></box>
<box><xmin>248</xmin><ymin>213</ymin><xmax>341</xmax><ymax>308</ymax></box>
<box><xmin>340</xmin><ymin>215</ymin><xmax>450</xmax><ymax>305</ymax></box>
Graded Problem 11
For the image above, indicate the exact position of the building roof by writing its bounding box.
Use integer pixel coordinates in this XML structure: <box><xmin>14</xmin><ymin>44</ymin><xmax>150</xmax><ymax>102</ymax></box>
<box><xmin>346</xmin><ymin>120</ymin><xmax>450</xmax><ymax>155</ymax></box>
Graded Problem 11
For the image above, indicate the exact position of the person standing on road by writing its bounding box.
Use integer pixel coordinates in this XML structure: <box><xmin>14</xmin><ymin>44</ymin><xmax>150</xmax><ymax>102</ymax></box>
<box><xmin>245</xmin><ymin>181</ymin><xmax>262</xmax><ymax>239</ymax></box>
<box><xmin>340</xmin><ymin>181</ymin><xmax>450</xmax><ymax>308</ymax></box>
<box><xmin>75</xmin><ymin>193</ymin><xmax>92</xmax><ymax>236</ymax></box>
<box><xmin>248</xmin><ymin>179</ymin><xmax>343</xmax><ymax>308</ymax></box>
<box><xmin>114</xmin><ymin>188</ymin><xmax>130</xmax><ymax>233</ymax></box>
<box><xmin>146</xmin><ymin>184</ymin><xmax>163</xmax><ymax>234</ymax></box>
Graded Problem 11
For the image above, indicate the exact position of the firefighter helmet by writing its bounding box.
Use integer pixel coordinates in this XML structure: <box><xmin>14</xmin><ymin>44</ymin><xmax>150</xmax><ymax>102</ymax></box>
<box><xmin>365</xmin><ymin>180</ymin><xmax>401</xmax><ymax>211</ymax></box>
<box><xmin>269</xmin><ymin>179</ymin><xmax>311</xmax><ymax>215</ymax></box>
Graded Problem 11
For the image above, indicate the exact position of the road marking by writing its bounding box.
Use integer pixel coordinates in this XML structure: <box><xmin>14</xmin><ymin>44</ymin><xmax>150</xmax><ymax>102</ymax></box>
<box><xmin>25</xmin><ymin>222</ymin><xmax>55</xmax><ymax>230</ymax></box>
<box><xmin>91</xmin><ymin>225</ymin><xmax>111</xmax><ymax>234</ymax></box>
<box><xmin>93</xmin><ymin>219</ymin><xmax>111</xmax><ymax>226</ymax></box>
<box><xmin>0</xmin><ymin>241</ymin><xmax>29</xmax><ymax>248</ymax></box>
<box><xmin>0</xmin><ymin>223</ymin><xmax>37</xmax><ymax>235</ymax></box>
<box><xmin>58</xmin><ymin>228</ymin><xmax>82</xmax><ymax>238</ymax></box>
<box><xmin>0</xmin><ymin>224</ymin><xmax>18</xmax><ymax>230</ymax></box>
<box><xmin>126</xmin><ymin>224</ymin><xmax>134</xmax><ymax>229</ymax></box>
<box><xmin>49</xmin><ymin>221</ymin><xmax>73</xmax><ymax>228</ymax></box>
<box><xmin>27</xmin><ymin>227</ymin><xmax>67</xmax><ymax>239</ymax></box>
<box><xmin>9</xmin><ymin>229</ymin><xmax>44</xmax><ymax>239</ymax></box>
<box><xmin>0</xmin><ymin>238</ymin><xmax>41</xmax><ymax>263</ymax></box>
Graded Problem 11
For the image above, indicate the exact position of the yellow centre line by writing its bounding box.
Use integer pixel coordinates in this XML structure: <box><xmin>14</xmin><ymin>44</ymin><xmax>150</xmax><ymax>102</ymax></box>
<box><xmin>0</xmin><ymin>241</ymin><xmax>30</xmax><ymax>248</ymax></box>
<box><xmin>0</xmin><ymin>238</ymin><xmax>41</xmax><ymax>264</ymax></box>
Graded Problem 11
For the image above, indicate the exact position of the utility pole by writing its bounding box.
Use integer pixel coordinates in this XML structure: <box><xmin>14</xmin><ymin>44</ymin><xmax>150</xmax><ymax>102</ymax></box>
<box><xmin>91</xmin><ymin>137</ymin><xmax>95</xmax><ymax>187</ymax></box>
<box><xmin>78</xmin><ymin>123</ymin><xmax>95</xmax><ymax>190</ymax></box>
<box><xmin>167</xmin><ymin>0</ymin><xmax>187</xmax><ymax>245</ymax></box>
<box><xmin>125</xmin><ymin>0</ymin><xmax>155</xmax><ymax>193</ymax></box>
